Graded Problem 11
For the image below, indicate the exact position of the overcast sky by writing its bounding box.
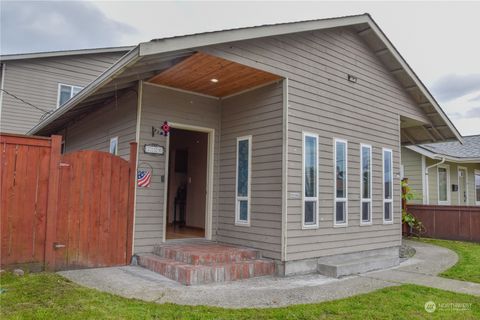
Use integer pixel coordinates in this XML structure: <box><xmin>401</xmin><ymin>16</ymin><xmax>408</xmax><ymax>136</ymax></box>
<box><xmin>1</xmin><ymin>1</ymin><xmax>479</xmax><ymax>136</ymax></box>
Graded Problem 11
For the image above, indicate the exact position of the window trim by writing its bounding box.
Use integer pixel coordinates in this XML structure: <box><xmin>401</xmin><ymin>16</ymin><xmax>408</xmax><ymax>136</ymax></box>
<box><xmin>360</xmin><ymin>144</ymin><xmax>372</xmax><ymax>226</ymax></box>
<box><xmin>235</xmin><ymin>135</ymin><xmax>252</xmax><ymax>226</ymax></box>
<box><xmin>382</xmin><ymin>148</ymin><xmax>394</xmax><ymax>224</ymax></box>
<box><xmin>109</xmin><ymin>136</ymin><xmax>119</xmax><ymax>155</ymax></box>
<box><xmin>302</xmin><ymin>132</ymin><xmax>319</xmax><ymax>229</ymax></box>
<box><xmin>457</xmin><ymin>166</ymin><xmax>468</xmax><ymax>205</ymax></box>
<box><xmin>437</xmin><ymin>164</ymin><xmax>451</xmax><ymax>205</ymax></box>
<box><xmin>475</xmin><ymin>169</ymin><xmax>480</xmax><ymax>206</ymax></box>
<box><xmin>333</xmin><ymin>138</ymin><xmax>348</xmax><ymax>227</ymax></box>
<box><xmin>57</xmin><ymin>83</ymin><xmax>83</xmax><ymax>108</ymax></box>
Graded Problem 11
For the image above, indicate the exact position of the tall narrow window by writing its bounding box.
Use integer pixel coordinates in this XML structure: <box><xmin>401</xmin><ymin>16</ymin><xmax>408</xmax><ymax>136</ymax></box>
<box><xmin>475</xmin><ymin>169</ymin><xmax>480</xmax><ymax>206</ymax></box>
<box><xmin>303</xmin><ymin>132</ymin><xmax>318</xmax><ymax>228</ymax></box>
<box><xmin>334</xmin><ymin>139</ymin><xmax>347</xmax><ymax>226</ymax></box>
<box><xmin>383</xmin><ymin>148</ymin><xmax>393</xmax><ymax>223</ymax></box>
<box><xmin>360</xmin><ymin>144</ymin><xmax>372</xmax><ymax>225</ymax></box>
<box><xmin>109</xmin><ymin>137</ymin><xmax>118</xmax><ymax>155</ymax></box>
<box><xmin>235</xmin><ymin>136</ymin><xmax>251</xmax><ymax>225</ymax></box>
<box><xmin>437</xmin><ymin>165</ymin><xmax>450</xmax><ymax>205</ymax></box>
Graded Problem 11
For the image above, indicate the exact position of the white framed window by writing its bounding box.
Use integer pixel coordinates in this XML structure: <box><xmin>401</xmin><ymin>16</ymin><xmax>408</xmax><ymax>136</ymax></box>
<box><xmin>109</xmin><ymin>136</ymin><xmax>118</xmax><ymax>155</ymax></box>
<box><xmin>302</xmin><ymin>132</ymin><xmax>319</xmax><ymax>228</ymax></box>
<box><xmin>360</xmin><ymin>144</ymin><xmax>372</xmax><ymax>225</ymax></box>
<box><xmin>383</xmin><ymin>148</ymin><xmax>393</xmax><ymax>224</ymax></box>
<box><xmin>235</xmin><ymin>136</ymin><xmax>251</xmax><ymax>226</ymax></box>
<box><xmin>334</xmin><ymin>138</ymin><xmax>348</xmax><ymax>226</ymax></box>
<box><xmin>57</xmin><ymin>83</ymin><xmax>83</xmax><ymax>107</ymax></box>
<box><xmin>437</xmin><ymin>165</ymin><xmax>450</xmax><ymax>205</ymax></box>
<box><xmin>474</xmin><ymin>169</ymin><xmax>480</xmax><ymax>206</ymax></box>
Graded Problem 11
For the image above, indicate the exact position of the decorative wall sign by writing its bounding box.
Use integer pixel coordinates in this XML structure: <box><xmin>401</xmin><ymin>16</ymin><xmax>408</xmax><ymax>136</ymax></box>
<box><xmin>152</xmin><ymin>121</ymin><xmax>171</xmax><ymax>137</ymax></box>
<box><xmin>144</xmin><ymin>144</ymin><xmax>164</xmax><ymax>155</ymax></box>
<box><xmin>137</xmin><ymin>162</ymin><xmax>153</xmax><ymax>188</ymax></box>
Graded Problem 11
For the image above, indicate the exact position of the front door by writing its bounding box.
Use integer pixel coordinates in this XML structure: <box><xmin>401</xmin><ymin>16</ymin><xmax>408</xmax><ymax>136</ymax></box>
<box><xmin>458</xmin><ymin>168</ymin><xmax>468</xmax><ymax>205</ymax></box>
<box><xmin>166</xmin><ymin>128</ymin><xmax>208</xmax><ymax>239</ymax></box>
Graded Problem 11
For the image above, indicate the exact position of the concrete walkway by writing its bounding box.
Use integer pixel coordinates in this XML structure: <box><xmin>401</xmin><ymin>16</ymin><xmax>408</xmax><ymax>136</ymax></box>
<box><xmin>59</xmin><ymin>240</ymin><xmax>480</xmax><ymax>308</ymax></box>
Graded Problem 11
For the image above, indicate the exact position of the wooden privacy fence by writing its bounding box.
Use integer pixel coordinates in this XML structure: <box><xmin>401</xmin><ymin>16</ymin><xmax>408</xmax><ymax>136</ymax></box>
<box><xmin>408</xmin><ymin>205</ymin><xmax>480</xmax><ymax>242</ymax></box>
<box><xmin>1</xmin><ymin>133</ymin><xmax>137</xmax><ymax>271</ymax></box>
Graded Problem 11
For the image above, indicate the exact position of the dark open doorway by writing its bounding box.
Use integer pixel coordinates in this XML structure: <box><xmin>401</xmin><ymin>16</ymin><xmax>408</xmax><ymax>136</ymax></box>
<box><xmin>166</xmin><ymin>128</ymin><xmax>208</xmax><ymax>239</ymax></box>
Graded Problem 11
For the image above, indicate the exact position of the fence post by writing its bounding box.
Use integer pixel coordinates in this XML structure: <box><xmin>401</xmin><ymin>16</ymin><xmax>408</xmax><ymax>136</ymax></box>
<box><xmin>126</xmin><ymin>142</ymin><xmax>138</xmax><ymax>264</ymax></box>
<box><xmin>44</xmin><ymin>135</ymin><xmax>62</xmax><ymax>271</ymax></box>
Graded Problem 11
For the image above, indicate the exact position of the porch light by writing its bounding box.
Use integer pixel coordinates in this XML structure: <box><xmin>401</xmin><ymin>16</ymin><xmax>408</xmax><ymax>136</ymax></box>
<box><xmin>210</xmin><ymin>78</ymin><xmax>219</xmax><ymax>83</ymax></box>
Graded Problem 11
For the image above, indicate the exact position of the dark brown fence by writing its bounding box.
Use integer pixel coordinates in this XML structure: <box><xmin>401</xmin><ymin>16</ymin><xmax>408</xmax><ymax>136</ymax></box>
<box><xmin>1</xmin><ymin>133</ymin><xmax>137</xmax><ymax>271</ymax></box>
<box><xmin>408</xmin><ymin>205</ymin><xmax>480</xmax><ymax>242</ymax></box>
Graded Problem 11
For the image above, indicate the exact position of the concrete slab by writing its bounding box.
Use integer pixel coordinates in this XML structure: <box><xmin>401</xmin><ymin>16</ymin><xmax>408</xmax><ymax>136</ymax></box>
<box><xmin>58</xmin><ymin>240</ymin><xmax>479</xmax><ymax>308</ymax></box>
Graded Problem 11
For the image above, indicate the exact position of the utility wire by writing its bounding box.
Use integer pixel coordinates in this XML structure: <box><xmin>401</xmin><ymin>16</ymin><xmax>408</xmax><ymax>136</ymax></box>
<box><xmin>1</xmin><ymin>88</ymin><xmax>51</xmax><ymax>114</ymax></box>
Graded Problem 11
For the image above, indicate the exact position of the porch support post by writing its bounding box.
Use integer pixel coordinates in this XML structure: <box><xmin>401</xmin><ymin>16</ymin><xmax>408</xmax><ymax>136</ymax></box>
<box><xmin>126</xmin><ymin>142</ymin><xmax>138</xmax><ymax>264</ymax></box>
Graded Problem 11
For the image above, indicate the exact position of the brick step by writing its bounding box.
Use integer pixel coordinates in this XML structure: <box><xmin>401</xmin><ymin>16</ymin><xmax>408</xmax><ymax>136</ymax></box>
<box><xmin>153</xmin><ymin>243</ymin><xmax>261</xmax><ymax>265</ymax></box>
<box><xmin>138</xmin><ymin>254</ymin><xmax>275</xmax><ymax>285</ymax></box>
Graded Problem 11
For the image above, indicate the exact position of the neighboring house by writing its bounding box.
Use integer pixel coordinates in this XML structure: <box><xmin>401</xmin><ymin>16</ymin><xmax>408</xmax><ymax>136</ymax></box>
<box><xmin>402</xmin><ymin>135</ymin><xmax>480</xmax><ymax>206</ymax></box>
<box><xmin>0</xmin><ymin>46</ymin><xmax>133</xmax><ymax>134</ymax></box>
<box><xmin>28</xmin><ymin>14</ymin><xmax>462</xmax><ymax>276</ymax></box>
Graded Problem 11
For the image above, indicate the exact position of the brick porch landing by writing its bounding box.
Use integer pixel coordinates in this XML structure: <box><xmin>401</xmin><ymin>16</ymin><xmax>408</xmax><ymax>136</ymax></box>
<box><xmin>137</xmin><ymin>241</ymin><xmax>275</xmax><ymax>285</ymax></box>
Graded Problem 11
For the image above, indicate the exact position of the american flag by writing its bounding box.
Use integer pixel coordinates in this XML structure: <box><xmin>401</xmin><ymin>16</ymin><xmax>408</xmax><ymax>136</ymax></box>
<box><xmin>137</xmin><ymin>170</ymin><xmax>152</xmax><ymax>187</ymax></box>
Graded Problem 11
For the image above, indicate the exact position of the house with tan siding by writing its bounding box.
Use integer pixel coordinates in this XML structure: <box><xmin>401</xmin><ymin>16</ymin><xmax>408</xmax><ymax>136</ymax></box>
<box><xmin>401</xmin><ymin>136</ymin><xmax>480</xmax><ymax>206</ymax></box>
<box><xmin>27</xmin><ymin>14</ymin><xmax>462</xmax><ymax>279</ymax></box>
<box><xmin>0</xmin><ymin>47</ymin><xmax>132</xmax><ymax>134</ymax></box>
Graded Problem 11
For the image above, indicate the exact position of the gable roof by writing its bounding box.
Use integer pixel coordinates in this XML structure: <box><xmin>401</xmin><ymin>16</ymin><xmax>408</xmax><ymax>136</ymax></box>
<box><xmin>0</xmin><ymin>46</ymin><xmax>134</xmax><ymax>61</ymax></box>
<box><xmin>407</xmin><ymin>135</ymin><xmax>480</xmax><ymax>163</ymax></box>
<box><xmin>28</xmin><ymin>13</ymin><xmax>462</xmax><ymax>144</ymax></box>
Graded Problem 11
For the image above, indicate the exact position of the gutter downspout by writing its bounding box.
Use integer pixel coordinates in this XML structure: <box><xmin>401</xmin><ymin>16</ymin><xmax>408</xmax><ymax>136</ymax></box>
<box><xmin>424</xmin><ymin>156</ymin><xmax>446</xmax><ymax>205</ymax></box>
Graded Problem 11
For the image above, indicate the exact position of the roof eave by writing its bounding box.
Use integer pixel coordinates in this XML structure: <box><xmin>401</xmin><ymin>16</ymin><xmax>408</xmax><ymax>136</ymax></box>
<box><xmin>406</xmin><ymin>145</ymin><xmax>479</xmax><ymax>163</ymax></box>
<box><xmin>0</xmin><ymin>46</ymin><xmax>135</xmax><ymax>61</ymax></box>
<box><xmin>365</xmin><ymin>16</ymin><xmax>463</xmax><ymax>144</ymax></box>
<box><xmin>139</xmin><ymin>14</ymin><xmax>371</xmax><ymax>56</ymax></box>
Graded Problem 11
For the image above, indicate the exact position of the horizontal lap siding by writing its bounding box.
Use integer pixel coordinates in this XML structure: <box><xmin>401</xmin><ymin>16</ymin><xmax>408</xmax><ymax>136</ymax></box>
<box><xmin>219</xmin><ymin>83</ymin><xmax>283</xmax><ymax>259</ymax></box>
<box><xmin>426</xmin><ymin>160</ymin><xmax>480</xmax><ymax>206</ymax></box>
<box><xmin>207</xmin><ymin>26</ymin><xmax>412</xmax><ymax>261</ymax></box>
<box><xmin>1</xmin><ymin>52</ymin><xmax>126</xmax><ymax>134</ymax></box>
<box><xmin>63</xmin><ymin>90</ymin><xmax>137</xmax><ymax>161</ymax></box>
<box><xmin>135</xmin><ymin>84</ymin><xmax>221</xmax><ymax>254</ymax></box>
<box><xmin>401</xmin><ymin>147</ymin><xmax>424</xmax><ymax>204</ymax></box>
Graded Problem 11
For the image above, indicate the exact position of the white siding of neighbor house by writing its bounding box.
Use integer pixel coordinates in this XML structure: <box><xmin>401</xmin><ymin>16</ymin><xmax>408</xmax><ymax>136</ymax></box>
<box><xmin>135</xmin><ymin>83</ymin><xmax>221</xmax><ymax>254</ymax></box>
<box><xmin>401</xmin><ymin>147</ymin><xmax>424</xmax><ymax>204</ymax></box>
<box><xmin>425</xmin><ymin>159</ymin><xmax>480</xmax><ymax>206</ymax></box>
<box><xmin>203</xmin><ymin>26</ymin><xmax>429</xmax><ymax>261</ymax></box>
<box><xmin>219</xmin><ymin>82</ymin><xmax>284</xmax><ymax>259</ymax></box>
<box><xmin>0</xmin><ymin>52</ymin><xmax>126</xmax><ymax>134</ymax></box>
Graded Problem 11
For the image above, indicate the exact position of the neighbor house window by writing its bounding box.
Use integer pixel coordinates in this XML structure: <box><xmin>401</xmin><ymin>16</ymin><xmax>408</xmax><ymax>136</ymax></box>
<box><xmin>360</xmin><ymin>144</ymin><xmax>372</xmax><ymax>225</ymax></box>
<box><xmin>303</xmin><ymin>132</ymin><xmax>318</xmax><ymax>228</ymax></box>
<box><xmin>334</xmin><ymin>139</ymin><xmax>347</xmax><ymax>226</ymax></box>
<box><xmin>57</xmin><ymin>84</ymin><xmax>83</xmax><ymax>107</ymax></box>
<box><xmin>235</xmin><ymin>136</ymin><xmax>251</xmax><ymax>225</ymax></box>
<box><xmin>383</xmin><ymin>148</ymin><xmax>393</xmax><ymax>223</ymax></box>
<box><xmin>475</xmin><ymin>170</ymin><xmax>480</xmax><ymax>205</ymax></box>
<box><xmin>109</xmin><ymin>137</ymin><xmax>118</xmax><ymax>155</ymax></box>
<box><xmin>437</xmin><ymin>165</ymin><xmax>450</xmax><ymax>205</ymax></box>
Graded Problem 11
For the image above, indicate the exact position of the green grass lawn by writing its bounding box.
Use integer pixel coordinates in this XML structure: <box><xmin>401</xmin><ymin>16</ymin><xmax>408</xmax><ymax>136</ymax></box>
<box><xmin>415</xmin><ymin>238</ymin><xmax>480</xmax><ymax>283</ymax></box>
<box><xmin>1</xmin><ymin>272</ymin><xmax>479</xmax><ymax>320</ymax></box>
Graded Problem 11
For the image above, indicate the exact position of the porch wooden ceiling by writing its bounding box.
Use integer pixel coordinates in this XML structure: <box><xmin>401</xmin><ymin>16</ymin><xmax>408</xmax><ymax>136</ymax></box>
<box><xmin>147</xmin><ymin>52</ymin><xmax>282</xmax><ymax>97</ymax></box>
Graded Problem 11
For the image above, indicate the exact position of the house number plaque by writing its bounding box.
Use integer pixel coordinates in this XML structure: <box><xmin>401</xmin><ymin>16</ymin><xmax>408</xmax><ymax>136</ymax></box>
<box><xmin>144</xmin><ymin>144</ymin><xmax>165</xmax><ymax>155</ymax></box>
